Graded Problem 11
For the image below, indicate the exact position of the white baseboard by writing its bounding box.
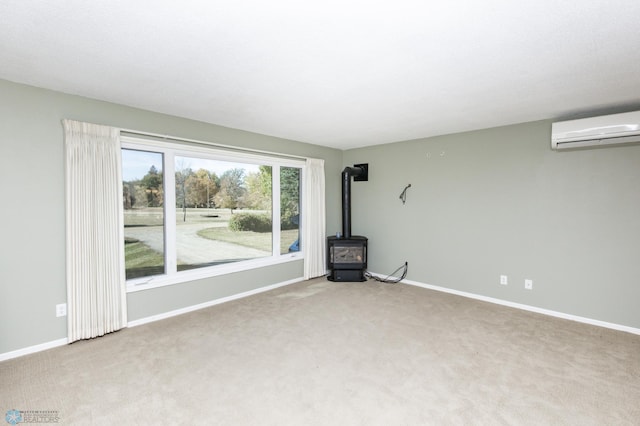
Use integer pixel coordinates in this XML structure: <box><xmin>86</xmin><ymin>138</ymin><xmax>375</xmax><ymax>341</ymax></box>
<box><xmin>0</xmin><ymin>277</ymin><xmax>304</xmax><ymax>362</ymax></box>
<box><xmin>0</xmin><ymin>337</ymin><xmax>68</xmax><ymax>362</ymax></box>
<box><xmin>128</xmin><ymin>276</ymin><xmax>304</xmax><ymax>328</ymax></box>
<box><xmin>400</xmin><ymin>277</ymin><xmax>640</xmax><ymax>336</ymax></box>
<box><xmin>5</xmin><ymin>275</ymin><xmax>635</xmax><ymax>362</ymax></box>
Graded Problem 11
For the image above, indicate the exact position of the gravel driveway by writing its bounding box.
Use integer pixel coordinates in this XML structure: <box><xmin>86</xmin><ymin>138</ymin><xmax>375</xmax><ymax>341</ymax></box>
<box><xmin>124</xmin><ymin>221</ymin><xmax>270</xmax><ymax>264</ymax></box>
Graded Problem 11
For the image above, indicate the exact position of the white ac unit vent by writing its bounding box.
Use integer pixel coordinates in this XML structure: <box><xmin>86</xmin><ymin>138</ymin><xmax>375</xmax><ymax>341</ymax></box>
<box><xmin>551</xmin><ymin>110</ymin><xmax>640</xmax><ymax>150</ymax></box>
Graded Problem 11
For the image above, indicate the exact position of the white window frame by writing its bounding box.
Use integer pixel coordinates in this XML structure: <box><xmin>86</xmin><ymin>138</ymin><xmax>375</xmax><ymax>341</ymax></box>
<box><xmin>122</xmin><ymin>136</ymin><xmax>305</xmax><ymax>293</ymax></box>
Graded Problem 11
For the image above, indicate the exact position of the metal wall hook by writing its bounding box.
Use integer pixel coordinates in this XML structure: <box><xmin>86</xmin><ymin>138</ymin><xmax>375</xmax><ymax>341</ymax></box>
<box><xmin>399</xmin><ymin>184</ymin><xmax>411</xmax><ymax>204</ymax></box>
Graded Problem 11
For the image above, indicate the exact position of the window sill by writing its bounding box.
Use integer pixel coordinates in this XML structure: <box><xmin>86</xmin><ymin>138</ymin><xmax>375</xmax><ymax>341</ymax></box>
<box><xmin>126</xmin><ymin>252</ymin><xmax>303</xmax><ymax>293</ymax></box>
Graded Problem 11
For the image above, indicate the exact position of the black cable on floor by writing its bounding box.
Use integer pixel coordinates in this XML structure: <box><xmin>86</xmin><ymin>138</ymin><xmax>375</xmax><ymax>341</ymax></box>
<box><xmin>365</xmin><ymin>262</ymin><xmax>408</xmax><ymax>284</ymax></box>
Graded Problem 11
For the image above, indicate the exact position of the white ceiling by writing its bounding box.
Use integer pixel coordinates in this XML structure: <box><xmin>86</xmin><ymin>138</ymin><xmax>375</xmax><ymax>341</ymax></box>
<box><xmin>1</xmin><ymin>1</ymin><xmax>640</xmax><ymax>150</ymax></box>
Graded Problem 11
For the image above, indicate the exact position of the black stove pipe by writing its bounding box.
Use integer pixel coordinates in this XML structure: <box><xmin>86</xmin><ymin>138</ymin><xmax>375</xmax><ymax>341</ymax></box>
<box><xmin>342</xmin><ymin>166</ymin><xmax>364</xmax><ymax>239</ymax></box>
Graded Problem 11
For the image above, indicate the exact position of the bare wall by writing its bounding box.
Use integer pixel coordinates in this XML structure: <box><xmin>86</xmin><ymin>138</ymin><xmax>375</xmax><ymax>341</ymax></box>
<box><xmin>343</xmin><ymin>120</ymin><xmax>640</xmax><ymax>329</ymax></box>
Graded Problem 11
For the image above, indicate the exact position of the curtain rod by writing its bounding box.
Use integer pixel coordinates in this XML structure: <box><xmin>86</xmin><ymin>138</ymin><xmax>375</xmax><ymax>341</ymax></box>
<box><xmin>119</xmin><ymin>127</ymin><xmax>308</xmax><ymax>161</ymax></box>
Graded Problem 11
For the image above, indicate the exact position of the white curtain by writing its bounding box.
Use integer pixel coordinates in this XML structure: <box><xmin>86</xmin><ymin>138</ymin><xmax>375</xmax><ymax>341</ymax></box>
<box><xmin>303</xmin><ymin>158</ymin><xmax>327</xmax><ymax>279</ymax></box>
<box><xmin>63</xmin><ymin>119</ymin><xmax>127</xmax><ymax>342</ymax></box>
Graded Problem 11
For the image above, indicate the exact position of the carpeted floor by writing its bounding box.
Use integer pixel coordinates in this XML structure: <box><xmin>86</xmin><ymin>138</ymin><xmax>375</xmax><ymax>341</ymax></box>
<box><xmin>2</xmin><ymin>278</ymin><xmax>639</xmax><ymax>425</ymax></box>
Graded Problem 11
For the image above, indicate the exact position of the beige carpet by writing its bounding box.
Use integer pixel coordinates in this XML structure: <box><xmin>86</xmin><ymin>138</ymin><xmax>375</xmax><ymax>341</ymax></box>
<box><xmin>2</xmin><ymin>278</ymin><xmax>639</xmax><ymax>425</ymax></box>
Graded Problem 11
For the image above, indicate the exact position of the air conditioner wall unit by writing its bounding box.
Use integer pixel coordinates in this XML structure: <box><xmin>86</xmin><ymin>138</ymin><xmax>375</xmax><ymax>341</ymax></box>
<box><xmin>551</xmin><ymin>110</ymin><xmax>640</xmax><ymax>150</ymax></box>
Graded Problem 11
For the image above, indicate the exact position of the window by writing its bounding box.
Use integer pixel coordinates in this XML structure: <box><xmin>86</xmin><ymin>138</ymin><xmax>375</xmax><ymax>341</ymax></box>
<box><xmin>121</xmin><ymin>138</ymin><xmax>304</xmax><ymax>290</ymax></box>
<box><xmin>122</xmin><ymin>149</ymin><xmax>165</xmax><ymax>279</ymax></box>
<box><xmin>280</xmin><ymin>167</ymin><xmax>301</xmax><ymax>254</ymax></box>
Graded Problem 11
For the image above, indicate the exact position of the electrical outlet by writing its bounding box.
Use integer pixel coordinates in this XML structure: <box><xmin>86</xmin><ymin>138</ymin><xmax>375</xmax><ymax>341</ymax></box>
<box><xmin>56</xmin><ymin>303</ymin><xmax>67</xmax><ymax>317</ymax></box>
<box><xmin>525</xmin><ymin>279</ymin><xmax>533</xmax><ymax>290</ymax></box>
<box><xmin>500</xmin><ymin>275</ymin><xmax>508</xmax><ymax>285</ymax></box>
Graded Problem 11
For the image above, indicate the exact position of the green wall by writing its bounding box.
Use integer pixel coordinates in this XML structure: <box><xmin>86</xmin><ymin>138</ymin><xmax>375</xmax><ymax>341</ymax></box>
<box><xmin>343</xmin><ymin>121</ymin><xmax>640</xmax><ymax>329</ymax></box>
<box><xmin>0</xmin><ymin>79</ymin><xmax>342</xmax><ymax>354</ymax></box>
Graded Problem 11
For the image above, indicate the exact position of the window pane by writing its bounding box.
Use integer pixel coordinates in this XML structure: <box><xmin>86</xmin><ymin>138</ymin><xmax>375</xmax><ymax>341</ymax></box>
<box><xmin>122</xmin><ymin>149</ymin><xmax>165</xmax><ymax>279</ymax></box>
<box><xmin>281</xmin><ymin>166</ymin><xmax>301</xmax><ymax>254</ymax></box>
<box><xmin>175</xmin><ymin>156</ymin><xmax>272</xmax><ymax>270</ymax></box>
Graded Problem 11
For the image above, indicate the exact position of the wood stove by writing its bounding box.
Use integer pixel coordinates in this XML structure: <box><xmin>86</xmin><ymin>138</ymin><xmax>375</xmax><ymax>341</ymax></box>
<box><xmin>327</xmin><ymin>235</ymin><xmax>367</xmax><ymax>281</ymax></box>
<box><xmin>327</xmin><ymin>164</ymin><xmax>368</xmax><ymax>282</ymax></box>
